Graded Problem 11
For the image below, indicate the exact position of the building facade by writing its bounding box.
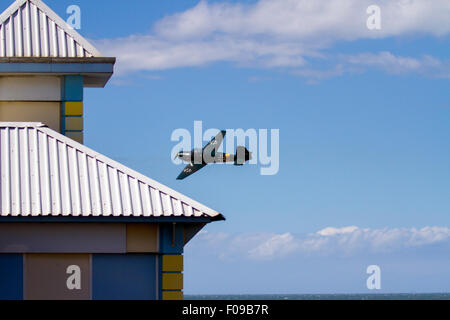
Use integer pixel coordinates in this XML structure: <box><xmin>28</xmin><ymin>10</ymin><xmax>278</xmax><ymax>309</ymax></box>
<box><xmin>0</xmin><ymin>0</ymin><xmax>224</xmax><ymax>300</ymax></box>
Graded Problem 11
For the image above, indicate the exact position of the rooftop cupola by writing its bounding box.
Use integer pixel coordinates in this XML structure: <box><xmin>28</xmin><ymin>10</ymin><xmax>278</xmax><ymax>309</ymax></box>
<box><xmin>0</xmin><ymin>0</ymin><xmax>115</xmax><ymax>144</ymax></box>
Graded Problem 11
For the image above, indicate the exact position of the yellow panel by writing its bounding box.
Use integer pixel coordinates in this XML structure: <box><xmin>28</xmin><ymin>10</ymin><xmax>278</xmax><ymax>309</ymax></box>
<box><xmin>126</xmin><ymin>224</ymin><xmax>158</xmax><ymax>253</ymax></box>
<box><xmin>0</xmin><ymin>101</ymin><xmax>60</xmax><ymax>132</ymax></box>
<box><xmin>162</xmin><ymin>255</ymin><xmax>183</xmax><ymax>272</ymax></box>
<box><xmin>162</xmin><ymin>291</ymin><xmax>184</xmax><ymax>301</ymax></box>
<box><xmin>65</xmin><ymin>117</ymin><xmax>83</xmax><ymax>131</ymax></box>
<box><xmin>65</xmin><ymin>102</ymin><xmax>83</xmax><ymax>116</ymax></box>
<box><xmin>66</xmin><ymin>131</ymin><xmax>84</xmax><ymax>144</ymax></box>
<box><xmin>162</xmin><ymin>273</ymin><xmax>183</xmax><ymax>290</ymax></box>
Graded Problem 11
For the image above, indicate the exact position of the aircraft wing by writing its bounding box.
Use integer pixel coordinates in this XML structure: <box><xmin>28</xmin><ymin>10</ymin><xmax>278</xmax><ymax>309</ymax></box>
<box><xmin>203</xmin><ymin>130</ymin><xmax>226</xmax><ymax>157</ymax></box>
<box><xmin>177</xmin><ymin>163</ymin><xmax>208</xmax><ymax>180</ymax></box>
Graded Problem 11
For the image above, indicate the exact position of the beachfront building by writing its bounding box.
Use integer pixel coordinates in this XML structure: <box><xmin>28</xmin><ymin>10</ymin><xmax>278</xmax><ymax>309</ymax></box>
<box><xmin>0</xmin><ymin>0</ymin><xmax>224</xmax><ymax>300</ymax></box>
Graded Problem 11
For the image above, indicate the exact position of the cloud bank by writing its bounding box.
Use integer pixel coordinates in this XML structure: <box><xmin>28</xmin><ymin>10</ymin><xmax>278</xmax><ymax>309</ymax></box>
<box><xmin>188</xmin><ymin>226</ymin><xmax>450</xmax><ymax>261</ymax></box>
<box><xmin>95</xmin><ymin>0</ymin><xmax>450</xmax><ymax>78</ymax></box>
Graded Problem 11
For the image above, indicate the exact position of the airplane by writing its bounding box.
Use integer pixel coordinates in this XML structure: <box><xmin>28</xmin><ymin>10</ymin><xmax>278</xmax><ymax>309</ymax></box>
<box><xmin>174</xmin><ymin>130</ymin><xmax>252</xmax><ymax>180</ymax></box>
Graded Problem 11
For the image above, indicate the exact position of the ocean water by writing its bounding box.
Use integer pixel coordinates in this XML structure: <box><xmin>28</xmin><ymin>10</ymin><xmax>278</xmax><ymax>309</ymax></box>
<box><xmin>185</xmin><ymin>293</ymin><xmax>450</xmax><ymax>300</ymax></box>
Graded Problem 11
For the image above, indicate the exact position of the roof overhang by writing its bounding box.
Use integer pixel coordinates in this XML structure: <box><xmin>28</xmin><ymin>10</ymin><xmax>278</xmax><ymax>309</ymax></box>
<box><xmin>0</xmin><ymin>122</ymin><xmax>225</xmax><ymax>222</ymax></box>
<box><xmin>0</xmin><ymin>215</ymin><xmax>226</xmax><ymax>224</ymax></box>
<box><xmin>0</xmin><ymin>57</ymin><xmax>116</xmax><ymax>87</ymax></box>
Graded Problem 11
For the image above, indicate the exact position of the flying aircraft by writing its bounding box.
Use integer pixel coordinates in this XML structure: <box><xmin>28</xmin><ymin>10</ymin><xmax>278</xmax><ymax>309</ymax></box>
<box><xmin>174</xmin><ymin>130</ymin><xmax>252</xmax><ymax>180</ymax></box>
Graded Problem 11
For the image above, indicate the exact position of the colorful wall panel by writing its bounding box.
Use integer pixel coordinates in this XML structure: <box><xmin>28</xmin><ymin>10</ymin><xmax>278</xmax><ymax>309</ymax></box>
<box><xmin>0</xmin><ymin>254</ymin><xmax>23</xmax><ymax>300</ymax></box>
<box><xmin>61</xmin><ymin>75</ymin><xmax>84</xmax><ymax>144</ymax></box>
<box><xmin>0</xmin><ymin>101</ymin><xmax>61</xmax><ymax>131</ymax></box>
<box><xmin>24</xmin><ymin>254</ymin><xmax>91</xmax><ymax>300</ymax></box>
<box><xmin>0</xmin><ymin>223</ymin><xmax>126</xmax><ymax>253</ymax></box>
<box><xmin>92</xmin><ymin>254</ymin><xmax>157</xmax><ymax>300</ymax></box>
<box><xmin>126</xmin><ymin>224</ymin><xmax>159</xmax><ymax>253</ymax></box>
<box><xmin>161</xmin><ymin>254</ymin><xmax>184</xmax><ymax>300</ymax></box>
<box><xmin>159</xmin><ymin>223</ymin><xmax>184</xmax><ymax>254</ymax></box>
<box><xmin>0</xmin><ymin>76</ymin><xmax>61</xmax><ymax>101</ymax></box>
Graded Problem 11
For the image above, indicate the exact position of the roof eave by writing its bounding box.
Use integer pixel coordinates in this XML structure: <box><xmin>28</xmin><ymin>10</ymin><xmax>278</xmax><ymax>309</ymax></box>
<box><xmin>0</xmin><ymin>215</ymin><xmax>226</xmax><ymax>223</ymax></box>
<box><xmin>0</xmin><ymin>57</ymin><xmax>116</xmax><ymax>87</ymax></box>
<box><xmin>211</xmin><ymin>213</ymin><xmax>226</xmax><ymax>222</ymax></box>
<box><xmin>0</xmin><ymin>57</ymin><xmax>116</xmax><ymax>63</ymax></box>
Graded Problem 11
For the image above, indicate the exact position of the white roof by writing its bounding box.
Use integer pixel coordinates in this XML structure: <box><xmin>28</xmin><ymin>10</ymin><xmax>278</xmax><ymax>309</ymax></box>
<box><xmin>0</xmin><ymin>122</ymin><xmax>223</xmax><ymax>219</ymax></box>
<box><xmin>0</xmin><ymin>0</ymin><xmax>102</xmax><ymax>58</ymax></box>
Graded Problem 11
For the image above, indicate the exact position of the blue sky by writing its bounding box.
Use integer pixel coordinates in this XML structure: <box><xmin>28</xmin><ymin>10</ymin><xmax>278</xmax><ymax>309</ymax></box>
<box><xmin>24</xmin><ymin>0</ymin><xmax>450</xmax><ymax>294</ymax></box>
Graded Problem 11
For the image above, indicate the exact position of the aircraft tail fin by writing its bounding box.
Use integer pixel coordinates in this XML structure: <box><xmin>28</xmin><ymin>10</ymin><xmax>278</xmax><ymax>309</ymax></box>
<box><xmin>235</xmin><ymin>146</ymin><xmax>252</xmax><ymax>165</ymax></box>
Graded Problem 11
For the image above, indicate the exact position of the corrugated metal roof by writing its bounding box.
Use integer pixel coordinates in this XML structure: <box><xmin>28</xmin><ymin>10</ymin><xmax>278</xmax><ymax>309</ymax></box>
<box><xmin>0</xmin><ymin>0</ymin><xmax>102</xmax><ymax>58</ymax></box>
<box><xmin>0</xmin><ymin>122</ymin><xmax>223</xmax><ymax>219</ymax></box>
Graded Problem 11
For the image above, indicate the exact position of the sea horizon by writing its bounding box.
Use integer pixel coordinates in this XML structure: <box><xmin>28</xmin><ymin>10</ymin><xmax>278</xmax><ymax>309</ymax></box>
<box><xmin>185</xmin><ymin>293</ymin><xmax>450</xmax><ymax>300</ymax></box>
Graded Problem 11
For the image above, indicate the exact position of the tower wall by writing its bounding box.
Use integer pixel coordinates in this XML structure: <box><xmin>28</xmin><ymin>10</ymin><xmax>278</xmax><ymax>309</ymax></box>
<box><xmin>0</xmin><ymin>74</ymin><xmax>84</xmax><ymax>143</ymax></box>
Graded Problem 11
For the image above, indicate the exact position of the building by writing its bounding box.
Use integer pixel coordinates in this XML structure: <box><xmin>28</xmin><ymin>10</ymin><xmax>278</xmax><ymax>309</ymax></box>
<box><xmin>0</xmin><ymin>0</ymin><xmax>224</xmax><ymax>300</ymax></box>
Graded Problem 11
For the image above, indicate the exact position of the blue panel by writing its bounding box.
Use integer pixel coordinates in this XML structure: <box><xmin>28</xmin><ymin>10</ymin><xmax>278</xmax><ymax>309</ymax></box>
<box><xmin>62</xmin><ymin>75</ymin><xmax>84</xmax><ymax>101</ymax></box>
<box><xmin>0</xmin><ymin>254</ymin><xmax>23</xmax><ymax>300</ymax></box>
<box><xmin>92</xmin><ymin>254</ymin><xmax>157</xmax><ymax>300</ymax></box>
<box><xmin>159</xmin><ymin>223</ymin><xmax>184</xmax><ymax>254</ymax></box>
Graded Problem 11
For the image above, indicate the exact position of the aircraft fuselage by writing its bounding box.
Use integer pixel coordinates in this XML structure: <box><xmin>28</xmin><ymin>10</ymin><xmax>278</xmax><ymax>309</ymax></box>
<box><xmin>176</xmin><ymin>150</ymin><xmax>239</xmax><ymax>164</ymax></box>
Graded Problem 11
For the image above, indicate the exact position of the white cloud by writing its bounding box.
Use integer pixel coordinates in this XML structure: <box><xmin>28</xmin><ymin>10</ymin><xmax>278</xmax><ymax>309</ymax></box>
<box><xmin>152</xmin><ymin>0</ymin><xmax>450</xmax><ymax>40</ymax></box>
<box><xmin>248</xmin><ymin>233</ymin><xmax>298</xmax><ymax>259</ymax></box>
<box><xmin>187</xmin><ymin>226</ymin><xmax>450</xmax><ymax>261</ymax></box>
<box><xmin>343</xmin><ymin>52</ymin><xmax>447</xmax><ymax>75</ymax></box>
<box><xmin>317</xmin><ymin>226</ymin><xmax>359</xmax><ymax>236</ymax></box>
<box><xmin>95</xmin><ymin>0</ymin><xmax>450</xmax><ymax>76</ymax></box>
<box><xmin>292</xmin><ymin>52</ymin><xmax>450</xmax><ymax>81</ymax></box>
<box><xmin>96</xmin><ymin>34</ymin><xmax>309</xmax><ymax>74</ymax></box>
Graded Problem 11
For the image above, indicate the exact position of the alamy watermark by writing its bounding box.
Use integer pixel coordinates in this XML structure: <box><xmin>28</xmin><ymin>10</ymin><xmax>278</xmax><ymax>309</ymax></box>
<box><xmin>366</xmin><ymin>265</ymin><xmax>381</xmax><ymax>290</ymax></box>
<box><xmin>171</xmin><ymin>121</ymin><xmax>280</xmax><ymax>176</ymax></box>
<box><xmin>367</xmin><ymin>5</ymin><xmax>381</xmax><ymax>30</ymax></box>
<box><xmin>66</xmin><ymin>5</ymin><xmax>81</xmax><ymax>30</ymax></box>
<box><xmin>66</xmin><ymin>265</ymin><xmax>81</xmax><ymax>290</ymax></box>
